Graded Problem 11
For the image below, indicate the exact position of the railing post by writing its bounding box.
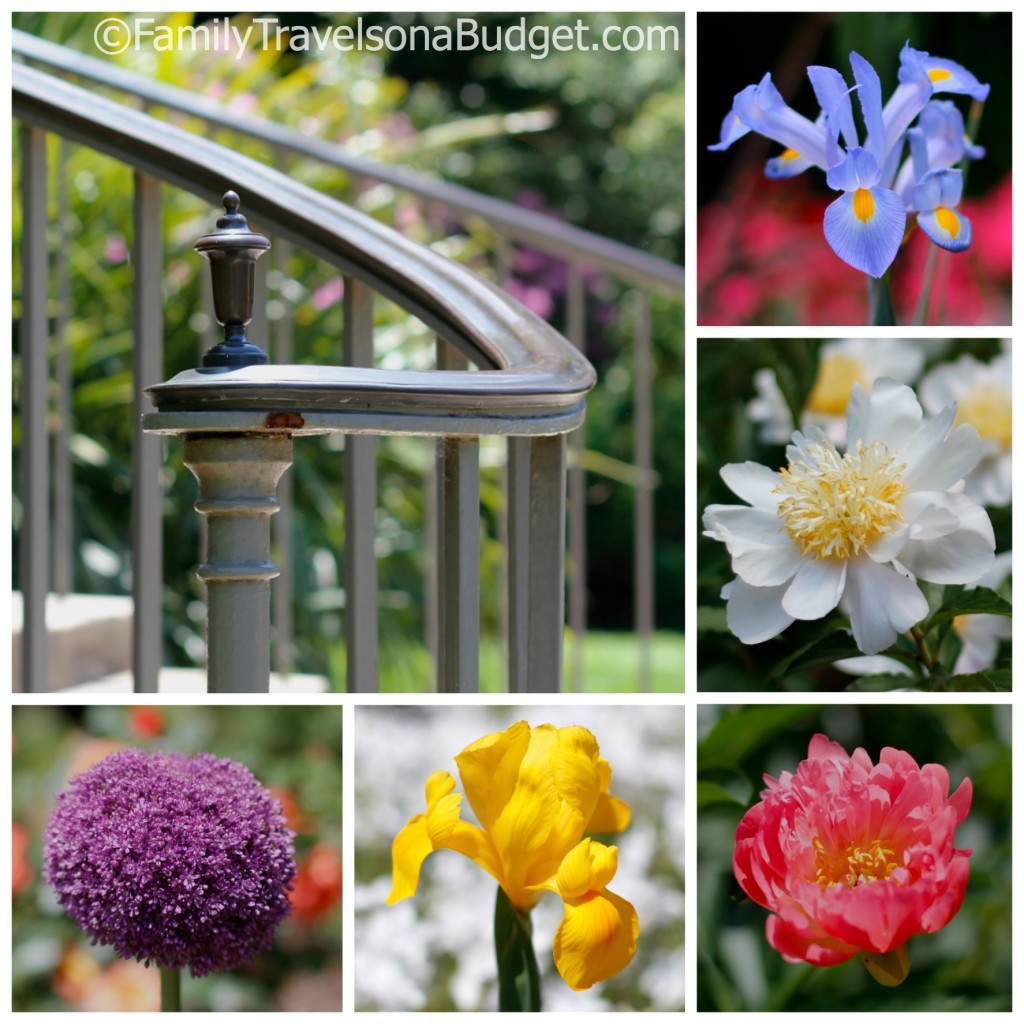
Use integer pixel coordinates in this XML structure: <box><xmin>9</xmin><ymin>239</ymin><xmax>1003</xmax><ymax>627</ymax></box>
<box><xmin>18</xmin><ymin>123</ymin><xmax>49</xmax><ymax>692</ymax></box>
<box><xmin>507</xmin><ymin>434</ymin><xmax>566</xmax><ymax>693</ymax></box>
<box><xmin>184</xmin><ymin>434</ymin><xmax>292</xmax><ymax>692</ymax></box>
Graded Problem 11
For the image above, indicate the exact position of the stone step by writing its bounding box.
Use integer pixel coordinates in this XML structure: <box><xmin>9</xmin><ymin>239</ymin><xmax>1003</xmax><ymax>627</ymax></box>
<box><xmin>13</xmin><ymin>593</ymin><xmax>329</xmax><ymax>692</ymax></box>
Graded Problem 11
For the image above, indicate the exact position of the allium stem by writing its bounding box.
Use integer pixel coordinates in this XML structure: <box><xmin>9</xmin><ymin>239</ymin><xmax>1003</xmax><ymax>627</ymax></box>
<box><xmin>161</xmin><ymin>968</ymin><xmax>181</xmax><ymax>1012</ymax></box>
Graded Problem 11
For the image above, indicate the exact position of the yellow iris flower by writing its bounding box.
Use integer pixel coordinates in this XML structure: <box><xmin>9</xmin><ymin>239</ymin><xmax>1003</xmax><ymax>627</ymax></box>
<box><xmin>387</xmin><ymin>720</ymin><xmax>639</xmax><ymax>991</ymax></box>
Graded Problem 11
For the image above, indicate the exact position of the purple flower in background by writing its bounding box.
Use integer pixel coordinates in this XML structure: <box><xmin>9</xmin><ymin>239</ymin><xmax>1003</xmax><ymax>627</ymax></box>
<box><xmin>44</xmin><ymin>749</ymin><xmax>296</xmax><ymax>977</ymax></box>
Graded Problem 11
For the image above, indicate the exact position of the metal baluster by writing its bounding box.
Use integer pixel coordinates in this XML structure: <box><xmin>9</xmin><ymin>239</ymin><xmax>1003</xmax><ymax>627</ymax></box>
<box><xmin>272</xmin><ymin>238</ymin><xmax>295</xmax><ymax>676</ymax></box>
<box><xmin>343</xmin><ymin>276</ymin><xmax>378</xmax><ymax>691</ymax></box>
<box><xmin>434</xmin><ymin>341</ymin><xmax>479</xmax><ymax>692</ymax></box>
<box><xmin>184</xmin><ymin>191</ymin><xmax>287</xmax><ymax>693</ymax></box>
<box><xmin>507</xmin><ymin>434</ymin><xmax>566</xmax><ymax>693</ymax></box>
<box><xmin>634</xmin><ymin>291</ymin><xmax>655</xmax><ymax>691</ymax></box>
<box><xmin>566</xmin><ymin>264</ymin><xmax>587</xmax><ymax>691</ymax></box>
<box><xmin>53</xmin><ymin>139</ymin><xmax>73</xmax><ymax>596</ymax></box>
<box><xmin>131</xmin><ymin>172</ymin><xmax>164</xmax><ymax>692</ymax></box>
<box><xmin>18</xmin><ymin>124</ymin><xmax>49</xmax><ymax>691</ymax></box>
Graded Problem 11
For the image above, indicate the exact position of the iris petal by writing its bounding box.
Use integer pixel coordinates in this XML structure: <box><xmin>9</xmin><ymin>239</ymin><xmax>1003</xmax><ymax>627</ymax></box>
<box><xmin>898</xmin><ymin>45</ymin><xmax>990</xmax><ymax>101</ymax></box>
<box><xmin>807</xmin><ymin>65</ymin><xmax>858</xmax><ymax>148</ymax></box>
<box><xmin>731</xmin><ymin>73</ymin><xmax>830</xmax><ymax>169</ymax></box>
<box><xmin>708</xmin><ymin>109</ymin><xmax>751</xmax><ymax>152</ymax></box>
<box><xmin>553</xmin><ymin>888</ymin><xmax>639</xmax><ymax>991</ymax></box>
<box><xmin>823</xmin><ymin>186</ymin><xmax>906</xmax><ymax>277</ymax></box>
<box><xmin>849</xmin><ymin>52</ymin><xmax>888</xmax><ymax>166</ymax></box>
<box><xmin>917</xmin><ymin>208</ymin><xmax>972</xmax><ymax>252</ymax></box>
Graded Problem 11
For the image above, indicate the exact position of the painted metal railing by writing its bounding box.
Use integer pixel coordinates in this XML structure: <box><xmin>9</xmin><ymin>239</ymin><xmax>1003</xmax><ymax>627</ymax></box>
<box><xmin>14</xmin><ymin>31</ymin><xmax>683</xmax><ymax>691</ymax></box>
<box><xmin>14</xmin><ymin>62</ymin><xmax>595</xmax><ymax>693</ymax></box>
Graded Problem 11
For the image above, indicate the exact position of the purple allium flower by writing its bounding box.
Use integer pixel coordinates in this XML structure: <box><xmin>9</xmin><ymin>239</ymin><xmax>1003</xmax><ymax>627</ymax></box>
<box><xmin>44</xmin><ymin>749</ymin><xmax>296</xmax><ymax>977</ymax></box>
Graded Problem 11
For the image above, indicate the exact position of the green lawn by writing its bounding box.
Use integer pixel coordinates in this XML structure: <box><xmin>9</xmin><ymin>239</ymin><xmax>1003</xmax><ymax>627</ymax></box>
<box><xmin>330</xmin><ymin>631</ymin><xmax>684</xmax><ymax>693</ymax></box>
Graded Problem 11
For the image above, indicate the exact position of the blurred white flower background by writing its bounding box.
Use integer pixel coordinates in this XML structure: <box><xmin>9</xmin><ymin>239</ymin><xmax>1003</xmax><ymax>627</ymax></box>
<box><xmin>354</xmin><ymin>704</ymin><xmax>684</xmax><ymax>1012</ymax></box>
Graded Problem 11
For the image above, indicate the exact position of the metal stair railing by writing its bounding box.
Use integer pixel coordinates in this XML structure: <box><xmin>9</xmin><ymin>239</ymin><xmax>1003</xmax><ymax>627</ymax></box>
<box><xmin>13</xmin><ymin>29</ymin><xmax>683</xmax><ymax>691</ymax></box>
<box><xmin>14</xmin><ymin>61</ymin><xmax>595</xmax><ymax>693</ymax></box>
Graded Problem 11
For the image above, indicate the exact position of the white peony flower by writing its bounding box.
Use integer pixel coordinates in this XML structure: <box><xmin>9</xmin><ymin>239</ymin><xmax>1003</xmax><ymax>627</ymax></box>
<box><xmin>747</xmin><ymin>338</ymin><xmax>932</xmax><ymax>445</ymax></box>
<box><xmin>919</xmin><ymin>348</ymin><xmax>1012</xmax><ymax>506</ymax></box>
<box><xmin>704</xmin><ymin>378</ymin><xmax>996</xmax><ymax>655</ymax></box>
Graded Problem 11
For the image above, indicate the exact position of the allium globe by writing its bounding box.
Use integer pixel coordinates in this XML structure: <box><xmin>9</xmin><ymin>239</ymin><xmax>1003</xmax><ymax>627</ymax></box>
<box><xmin>44</xmin><ymin>749</ymin><xmax>296</xmax><ymax>977</ymax></box>
<box><xmin>734</xmin><ymin>734</ymin><xmax>971</xmax><ymax>982</ymax></box>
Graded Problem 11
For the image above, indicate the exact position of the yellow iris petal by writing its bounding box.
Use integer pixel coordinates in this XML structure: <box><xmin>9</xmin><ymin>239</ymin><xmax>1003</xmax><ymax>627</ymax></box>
<box><xmin>553</xmin><ymin>888</ymin><xmax>639</xmax><ymax>991</ymax></box>
<box><xmin>387</xmin><ymin>771</ymin><xmax>503</xmax><ymax>904</ymax></box>
<box><xmin>555</xmin><ymin>838</ymin><xmax>620</xmax><ymax>899</ymax></box>
<box><xmin>455</xmin><ymin>720</ymin><xmax>531</xmax><ymax>832</ymax></box>
<box><xmin>587</xmin><ymin>758</ymin><xmax>632</xmax><ymax>833</ymax></box>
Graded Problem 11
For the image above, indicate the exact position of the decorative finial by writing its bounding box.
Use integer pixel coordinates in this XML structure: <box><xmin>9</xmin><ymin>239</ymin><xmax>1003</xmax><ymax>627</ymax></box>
<box><xmin>194</xmin><ymin>191</ymin><xmax>271</xmax><ymax>368</ymax></box>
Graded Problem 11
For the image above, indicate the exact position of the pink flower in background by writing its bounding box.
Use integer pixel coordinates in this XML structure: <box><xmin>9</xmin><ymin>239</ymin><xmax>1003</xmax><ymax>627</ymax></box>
<box><xmin>734</xmin><ymin>734</ymin><xmax>972</xmax><ymax>983</ymax></box>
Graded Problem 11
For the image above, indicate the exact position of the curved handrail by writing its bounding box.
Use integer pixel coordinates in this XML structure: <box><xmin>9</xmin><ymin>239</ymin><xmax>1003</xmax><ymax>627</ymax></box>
<box><xmin>14</xmin><ymin>63</ymin><xmax>595</xmax><ymax>427</ymax></box>
<box><xmin>13</xmin><ymin>29</ymin><xmax>683</xmax><ymax>293</ymax></box>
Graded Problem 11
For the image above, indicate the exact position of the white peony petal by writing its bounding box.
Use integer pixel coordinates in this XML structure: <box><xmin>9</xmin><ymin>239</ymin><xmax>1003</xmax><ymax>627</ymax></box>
<box><xmin>782</xmin><ymin>558</ymin><xmax>847</xmax><ymax>620</ymax></box>
<box><xmin>844</xmin><ymin>558</ymin><xmax>929</xmax><ymax>655</ymax></box>
<box><xmin>725</xmin><ymin>577</ymin><xmax>795</xmax><ymax>645</ymax></box>
<box><xmin>703</xmin><ymin>505</ymin><xmax>788</xmax><ymax>553</ymax></box>
<box><xmin>901</xmin><ymin>420</ymin><xmax>983</xmax><ymax>492</ymax></box>
<box><xmin>845</xmin><ymin>377</ymin><xmax>922</xmax><ymax>448</ymax></box>
<box><xmin>897</xmin><ymin>495</ymin><xmax>994</xmax><ymax>583</ymax></box>
<box><xmin>720</xmin><ymin>461</ymin><xmax>785</xmax><ymax>510</ymax></box>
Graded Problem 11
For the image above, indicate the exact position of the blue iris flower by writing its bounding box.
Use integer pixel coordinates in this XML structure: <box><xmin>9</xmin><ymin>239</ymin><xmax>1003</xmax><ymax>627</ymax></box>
<box><xmin>709</xmin><ymin>44</ymin><xmax>988</xmax><ymax>278</ymax></box>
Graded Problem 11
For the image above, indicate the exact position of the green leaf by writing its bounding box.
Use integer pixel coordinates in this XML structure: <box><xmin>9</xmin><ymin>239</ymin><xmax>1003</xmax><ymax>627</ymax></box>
<box><xmin>696</xmin><ymin>606</ymin><xmax>729</xmax><ymax>634</ymax></box>
<box><xmin>924</xmin><ymin>586</ymin><xmax>1012</xmax><ymax>632</ymax></box>
<box><xmin>494</xmin><ymin>885</ymin><xmax>541</xmax><ymax>1012</ymax></box>
<box><xmin>946</xmin><ymin>669</ymin><xmax>1012</xmax><ymax>692</ymax></box>
<box><xmin>698</xmin><ymin>705</ymin><xmax>816</xmax><ymax>771</ymax></box>
<box><xmin>697</xmin><ymin>779</ymin><xmax>748</xmax><ymax>810</ymax></box>
<box><xmin>845</xmin><ymin>673</ymin><xmax>916</xmax><ymax>692</ymax></box>
<box><xmin>767</xmin><ymin>623</ymin><xmax>861</xmax><ymax>681</ymax></box>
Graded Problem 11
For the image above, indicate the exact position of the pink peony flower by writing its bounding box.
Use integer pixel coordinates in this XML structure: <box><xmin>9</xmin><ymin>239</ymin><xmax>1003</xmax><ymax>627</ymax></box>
<box><xmin>733</xmin><ymin>734</ymin><xmax>971</xmax><ymax>982</ymax></box>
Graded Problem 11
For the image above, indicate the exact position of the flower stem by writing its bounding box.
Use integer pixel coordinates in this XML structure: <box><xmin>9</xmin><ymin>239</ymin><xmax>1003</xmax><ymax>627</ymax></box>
<box><xmin>494</xmin><ymin>885</ymin><xmax>541</xmax><ymax>1012</ymax></box>
<box><xmin>912</xmin><ymin>243</ymin><xmax>939</xmax><ymax>326</ymax></box>
<box><xmin>161</xmin><ymin>968</ymin><xmax>181</xmax><ymax>1013</ymax></box>
<box><xmin>909</xmin><ymin>627</ymin><xmax>937</xmax><ymax>672</ymax></box>
<box><xmin>867</xmin><ymin>272</ymin><xmax>897</xmax><ymax>325</ymax></box>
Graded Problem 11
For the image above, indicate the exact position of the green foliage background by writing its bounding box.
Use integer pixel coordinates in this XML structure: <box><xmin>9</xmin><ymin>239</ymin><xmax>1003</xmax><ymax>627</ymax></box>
<box><xmin>12</xmin><ymin>12</ymin><xmax>683</xmax><ymax>690</ymax></box>
<box><xmin>697</xmin><ymin>704</ymin><xmax>1011</xmax><ymax>1012</ymax></box>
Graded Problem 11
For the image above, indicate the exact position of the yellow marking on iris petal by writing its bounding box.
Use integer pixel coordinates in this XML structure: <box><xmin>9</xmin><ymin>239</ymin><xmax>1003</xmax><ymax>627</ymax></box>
<box><xmin>812</xmin><ymin>836</ymin><xmax>899</xmax><ymax>888</ymax></box>
<box><xmin>956</xmin><ymin>382</ymin><xmax>1012</xmax><ymax>448</ymax></box>
<box><xmin>928</xmin><ymin>68</ymin><xmax>953</xmax><ymax>83</ymax></box>
<box><xmin>852</xmin><ymin>188</ymin><xmax>875</xmax><ymax>222</ymax></box>
<box><xmin>781</xmin><ymin>148</ymin><xmax>800</xmax><ymax>161</ymax></box>
<box><xmin>806</xmin><ymin>354</ymin><xmax>868</xmax><ymax>416</ymax></box>
<box><xmin>775</xmin><ymin>441</ymin><xmax>906</xmax><ymax>560</ymax></box>
<box><xmin>935</xmin><ymin>206</ymin><xmax>960</xmax><ymax>237</ymax></box>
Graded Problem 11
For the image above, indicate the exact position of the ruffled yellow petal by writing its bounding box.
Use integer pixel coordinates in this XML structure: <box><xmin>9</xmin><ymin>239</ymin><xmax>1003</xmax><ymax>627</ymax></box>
<box><xmin>455</xmin><ymin>721</ymin><xmax>531</xmax><ymax>831</ymax></box>
<box><xmin>387</xmin><ymin>815</ymin><xmax>433</xmax><ymax>905</ymax></box>
<box><xmin>553</xmin><ymin>888</ymin><xmax>639</xmax><ymax>991</ymax></box>
<box><xmin>387</xmin><ymin>771</ymin><xmax>503</xmax><ymax>904</ymax></box>
<box><xmin>550</xmin><ymin>726</ymin><xmax>602</xmax><ymax>823</ymax></box>
<box><xmin>555</xmin><ymin>839</ymin><xmax>619</xmax><ymax>899</ymax></box>
<box><xmin>586</xmin><ymin>757</ymin><xmax>632</xmax><ymax>834</ymax></box>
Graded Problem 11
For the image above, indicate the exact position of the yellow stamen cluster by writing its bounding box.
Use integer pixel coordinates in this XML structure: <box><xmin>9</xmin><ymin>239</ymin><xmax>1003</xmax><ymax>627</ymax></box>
<box><xmin>956</xmin><ymin>383</ymin><xmax>1012</xmax><ymax>449</ymax></box>
<box><xmin>806</xmin><ymin>354</ymin><xmax>868</xmax><ymax>416</ymax></box>
<box><xmin>812</xmin><ymin>836</ymin><xmax>899</xmax><ymax>888</ymax></box>
<box><xmin>775</xmin><ymin>441</ymin><xmax>907</xmax><ymax>560</ymax></box>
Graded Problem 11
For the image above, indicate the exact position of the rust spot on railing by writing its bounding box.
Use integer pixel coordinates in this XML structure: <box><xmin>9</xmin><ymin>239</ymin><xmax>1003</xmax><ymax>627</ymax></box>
<box><xmin>264</xmin><ymin>411</ymin><xmax>305</xmax><ymax>430</ymax></box>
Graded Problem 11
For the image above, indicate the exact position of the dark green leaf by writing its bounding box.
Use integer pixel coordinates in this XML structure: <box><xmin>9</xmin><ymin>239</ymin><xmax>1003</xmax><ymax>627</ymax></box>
<box><xmin>767</xmin><ymin>623</ymin><xmax>861</xmax><ymax>680</ymax></box>
<box><xmin>845</xmin><ymin>673</ymin><xmax>917</xmax><ymax>691</ymax></box>
<box><xmin>697</xmin><ymin>606</ymin><xmax>729</xmax><ymax>634</ymax></box>
<box><xmin>946</xmin><ymin>669</ymin><xmax>1012</xmax><ymax>692</ymax></box>
<box><xmin>697</xmin><ymin>780</ymin><xmax>748</xmax><ymax>810</ymax></box>
<box><xmin>698</xmin><ymin>705</ymin><xmax>816</xmax><ymax>771</ymax></box>
<box><xmin>494</xmin><ymin>884</ymin><xmax>541</xmax><ymax>1012</ymax></box>
<box><xmin>924</xmin><ymin>586</ymin><xmax>1012</xmax><ymax>632</ymax></box>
